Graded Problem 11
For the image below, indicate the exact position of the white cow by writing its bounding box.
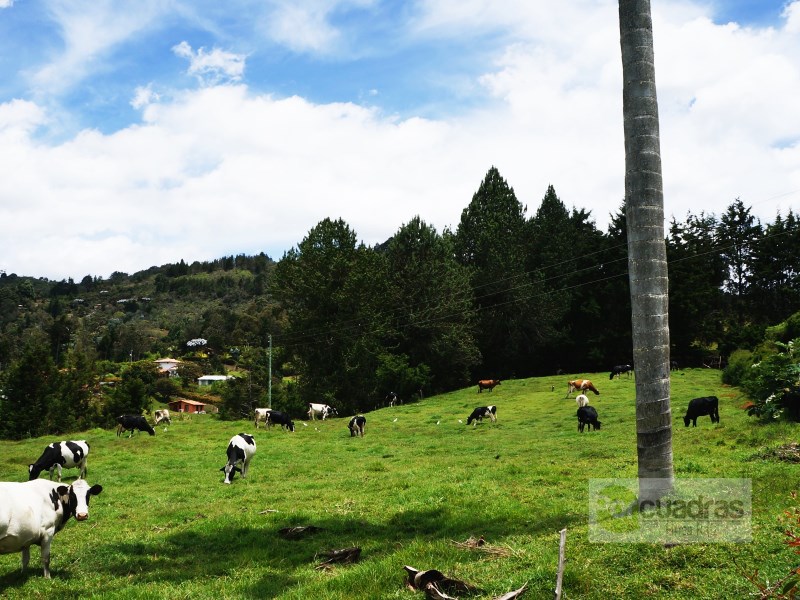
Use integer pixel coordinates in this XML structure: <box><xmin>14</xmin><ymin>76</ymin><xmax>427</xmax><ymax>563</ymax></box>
<box><xmin>254</xmin><ymin>407</ymin><xmax>273</xmax><ymax>429</ymax></box>
<box><xmin>307</xmin><ymin>402</ymin><xmax>338</xmax><ymax>420</ymax></box>
<box><xmin>575</xmin><ymin>394</ymin><xmax>590</xmax><ymax>408</ymax></box>
<box><xmin>0</xmin><ymin>478</ymin><xmax>103</xmax><ymax>578</ymax></box>
<box><xmin>221</xmin><ymin>433</ymin><xmax>257</xmax><ymax>484</ymax></box>
<box><xmin>154</xmin><ymin>409</ymin><xmax>171</xmax><ymax>425</ymax></box>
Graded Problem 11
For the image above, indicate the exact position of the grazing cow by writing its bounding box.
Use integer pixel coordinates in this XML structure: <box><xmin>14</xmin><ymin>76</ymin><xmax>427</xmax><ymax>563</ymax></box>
<box><xmin>307</xmin><ymin>403</ymin><xmax>338</xmax><ymax>420</ymax></box>
<box><xmin>116</xmin><ymin>415</ymin><xmax>155</xmax><ymax>437</ymax></box>
<box><xmin>153</xmin><ymin>409</ymin><xmax>171</xmax><ymax>425</ymax></box>
<box><xmin>670</xmin><ymin>360</ymin><xmax>680</xmax><ymax>371</ymax></box>
<box><xmin>565</xmin><ymin>379</ymin><xmax>600</xmax><ymax>398</ymax></box>
<box><xmin>254</xmin><ymin>407</ymin><xmax>273</xmax><ymax>429</ymax></box>
<box><xmin>577</xmin><ymin>405</ymin><xmax>601</xmax><ymax>432</ymax></box>
<box><xmin>348</xmin><ymin>415</ymin><xmax>367</xmax><ymax>437</ymax></box>
<box><xmin>477</xmin><ymin>379</ymin><xmax>501</xmax><ymax>393</ymax></box>
<box><xmin>683</xmin><ymin>396</ymin><xmax>720</xmax><ymax>427</ymax></box>
<box><xmin>266</xmin><ymin>410</ymin><xmax>295</xmax><ymax>432</ymax></box>
<box><xmin>0</xmin><ymin>478</ymin><xmax>103</xmax><ymax>578</ymax></box>
<box><xmin>575</xmin><ymin>394</ymin><xmax>590</xmax><ymax>408</ymax></box>
<box><xmin>28</xmin><ymin>441</ymin><xmax>89</xmax><ymax>482</ymax></box>
<box><xmin>221</xmin><ymin>433</ymin><xmax>256</xmax><ymax>484</ymax></box>
<box><xmin>467</xmin><ymin>405</ymin><xmax>497</xmax><ymax>425</ymax></box>
<box><xmin>609</xmin><ymin>364</ymin><xmax>634</xmax><ymax>379</ymax></box>
<box><xmin>386</xmin><ymin>392</ymin><xmax>400</xmax><ymax>407</ymax></box>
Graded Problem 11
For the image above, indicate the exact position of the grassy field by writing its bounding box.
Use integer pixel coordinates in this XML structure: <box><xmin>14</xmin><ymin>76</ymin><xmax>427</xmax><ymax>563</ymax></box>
<box><xmin>0</xmin><ymin>369</ymin><xmax>797</xmax><ymax>599</ymax></box>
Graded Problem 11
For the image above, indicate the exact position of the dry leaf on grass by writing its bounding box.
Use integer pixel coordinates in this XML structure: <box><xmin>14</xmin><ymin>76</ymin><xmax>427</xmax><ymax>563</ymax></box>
<box><xmin>277</xmin><ymin>525</ymin><xmax>324</xmax><ymax>539</ymax></box>
<box><xmin>315</xmin><ymin>546</ymin><xmax>361</xmax><ymax>569</ymax></box>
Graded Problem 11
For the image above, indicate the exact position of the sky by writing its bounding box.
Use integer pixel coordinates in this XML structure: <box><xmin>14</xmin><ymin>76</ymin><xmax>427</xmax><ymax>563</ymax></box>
<box><xmin>0</xmin><ymin>0</ymin><xmax>798</xmax><ymax>281</ymax></box>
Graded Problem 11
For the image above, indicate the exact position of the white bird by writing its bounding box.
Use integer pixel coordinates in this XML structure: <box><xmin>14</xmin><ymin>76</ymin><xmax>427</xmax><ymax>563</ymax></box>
<box><xmin>163</xmin><ymin>427</ymin><xmax>168</xmax><ymax>432</ymax></box>
<box><xmin>393</xmin><ymin>418</ymin><xmax>398</xmax><ymax>422</ymax></box>
<box><xmin>302</xmin><ymin>422</ymin><xmax>308</xmax><ymax>427</ymax></box>
<box><xmin>436</xmin><ymin>420</ymin><xmax>440</xmax><ymax>425</ymax></box>
<box><xmin>458</xmin><ymin>419</ymin><xmax>463</xmax><ymax>424</ymax></box>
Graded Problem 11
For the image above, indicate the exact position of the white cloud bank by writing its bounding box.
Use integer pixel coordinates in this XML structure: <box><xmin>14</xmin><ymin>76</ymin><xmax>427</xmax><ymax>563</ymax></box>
<box><xmin>1</xmin><ymin>0</ymin><xmax>798</xmax><ymax>280</ymax></box>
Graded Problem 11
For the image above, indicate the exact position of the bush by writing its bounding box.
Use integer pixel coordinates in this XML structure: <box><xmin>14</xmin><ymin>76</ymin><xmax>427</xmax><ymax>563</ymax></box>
<box><xmin>741</xmin><ymin>340</ymin><xmax>800</xmax><ymax>422</ymax></box>
<box><xmin>722</xmin><ymin>349</ymin><xmax>754</xmax><ymax>386</ymax></box>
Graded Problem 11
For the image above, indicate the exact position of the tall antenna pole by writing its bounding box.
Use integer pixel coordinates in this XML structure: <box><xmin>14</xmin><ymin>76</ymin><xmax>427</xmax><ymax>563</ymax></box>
<box><xmin>268</xmin><ymin>333</ymin><xmax>272</xmax><ymax>409</ymax></box>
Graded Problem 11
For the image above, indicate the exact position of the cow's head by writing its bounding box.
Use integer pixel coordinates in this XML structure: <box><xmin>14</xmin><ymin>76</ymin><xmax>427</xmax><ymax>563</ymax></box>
<box><xmin>57</xmin><ymin>479</ymin><xmax>103</xmax><ymax>521</ymax></box>
<box><xmin>221</xmin><ymin>464</ymin><xmax>241</xmax><ymax>484</ymax></box>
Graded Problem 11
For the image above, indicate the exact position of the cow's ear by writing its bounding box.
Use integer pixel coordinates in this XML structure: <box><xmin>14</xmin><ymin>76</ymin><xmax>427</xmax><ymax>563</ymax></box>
<box><xmin>56</xmin><ymin>485</ymin><xmax>69</xmax><ymax>500</ymax></box>
<box><xmin>89</xmin><ymin>485</ymin><xmax>103</xmax><ymax>496</ymax></box>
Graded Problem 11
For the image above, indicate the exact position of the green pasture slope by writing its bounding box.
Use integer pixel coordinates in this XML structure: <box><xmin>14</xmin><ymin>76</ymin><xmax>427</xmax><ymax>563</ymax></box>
<box><xmin>0</xmin><ymin>370</ymin><xmax>797</xmax><ymax>599</ymax></box>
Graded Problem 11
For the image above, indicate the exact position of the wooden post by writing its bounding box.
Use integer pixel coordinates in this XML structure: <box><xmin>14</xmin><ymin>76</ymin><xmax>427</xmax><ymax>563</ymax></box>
<box><xmin>554</xmin><ymin>527</ymin><xmax>567</xmax><ymax>600</ymax></box>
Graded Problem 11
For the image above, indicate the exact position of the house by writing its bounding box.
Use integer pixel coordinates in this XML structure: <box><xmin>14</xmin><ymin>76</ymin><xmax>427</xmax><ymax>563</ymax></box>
<box><xmin>168</xmin><ymin>398</ymin><xmax>207</xmax><ymax>414</ymax></box>
<box><xmin>197</xmin><ymin>375</ymin><xmax>232</xmax><ymax>386</ymax></box>
<box><xmin>154</xmin><ymin>358</ymin><xmax>181</xmax><ymax>377</ymax></box>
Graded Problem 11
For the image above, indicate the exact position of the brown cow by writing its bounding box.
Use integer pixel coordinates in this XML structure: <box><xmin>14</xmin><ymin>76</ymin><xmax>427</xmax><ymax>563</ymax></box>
<box><xmin>565</xmin><ymin>379</ymin><xmax>600</xmax><ymax>398</ymax></box>
<box><xmin>477</xmin><ymin>379</ymin><xmax>501</xmax><ymax>393</ymax></box>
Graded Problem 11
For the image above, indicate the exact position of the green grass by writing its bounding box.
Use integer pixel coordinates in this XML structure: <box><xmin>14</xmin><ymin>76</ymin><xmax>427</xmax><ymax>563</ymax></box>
<box><xmin>0</xmin><ymin>370</ymin><xmax>797</xmax><ymax>598</ymax></box>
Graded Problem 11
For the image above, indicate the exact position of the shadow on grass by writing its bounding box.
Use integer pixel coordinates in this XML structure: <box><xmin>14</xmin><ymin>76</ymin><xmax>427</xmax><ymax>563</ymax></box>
<box><xmin>100</xmin><ymin>506</ymin><xmax>581</xmax><ymax>597</ymax></box>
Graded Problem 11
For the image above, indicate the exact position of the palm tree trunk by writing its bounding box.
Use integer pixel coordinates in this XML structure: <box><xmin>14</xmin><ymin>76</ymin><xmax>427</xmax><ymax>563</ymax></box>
<box><xmin>618</xmin><ymin>0</ymin><xmax>674</xmax><ymax>505</ymax></box>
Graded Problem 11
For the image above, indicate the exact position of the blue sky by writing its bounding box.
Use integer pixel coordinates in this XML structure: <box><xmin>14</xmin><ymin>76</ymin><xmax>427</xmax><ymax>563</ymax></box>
<box><xmin>1</xmin><ymin>0</ymin><xmax>798</xmax><ymax>280</ymax></box>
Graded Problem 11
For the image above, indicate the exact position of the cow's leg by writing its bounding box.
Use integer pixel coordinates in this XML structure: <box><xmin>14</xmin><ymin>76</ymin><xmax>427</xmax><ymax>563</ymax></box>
<box><xmin>49</xmin><ymin>466</ymin><xmax>56</xmax><ymax>481</ymax></box>
<box><xmin>56</xmin><ymin>464</ymin><xmax>63</xmax><ymax>482</ymax></box>
<box><xmin>41</xmin><ymin>538</ymin><xmax>52</xmax><ymax>579</ymax></box>
<box><xmin>80</xmin><ymin>461</ymin><xmax>87</xmax><ymax>478</ymax></box>
<box><xmin>21</xmin><ymin>546</ymin><xmax>30</xmax><ymax>572</ymax></box>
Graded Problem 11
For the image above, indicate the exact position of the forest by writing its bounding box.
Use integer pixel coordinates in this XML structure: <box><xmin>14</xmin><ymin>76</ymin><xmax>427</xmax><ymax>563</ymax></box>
<box><xmin>0</xmin><ymin>166</ymin><xmax>798</xmax><ymax>438</ymax></box>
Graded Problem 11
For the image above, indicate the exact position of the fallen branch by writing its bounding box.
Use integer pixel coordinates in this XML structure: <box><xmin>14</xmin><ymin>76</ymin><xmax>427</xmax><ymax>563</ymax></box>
<box><xmin>315</xmin><ymin>546</ymin><xmax>361</xmax><ymax>569</ymax></box>
<box><xmin>494</xmin><ymin>583</ymin><xmax>528</xmax><ymax>600</ymax></box>
<box><xmin>277</xmin><ymin>525</ymin><xmax>324</xmax><ymax>539</ymax></box>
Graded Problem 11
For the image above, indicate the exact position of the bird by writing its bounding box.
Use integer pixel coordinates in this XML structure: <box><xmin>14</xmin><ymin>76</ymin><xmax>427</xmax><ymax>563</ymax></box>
<box><xmin>301</xmin><ymin>422</ymin><xmax>308</xmax><ymax>427</ymax></box>
<box><xmin>393</xmin><ymin>418</ymin><xmax>398</xmax><ymax>422</ymax></box>
<box><xmin>436</xmin><ymin>420</ymin><xmax>440</xmax><ymax>425</ymax></box>
<box><xmin>458</xmin><ymin>419</ymin><xmax>463</xmax><ymax>424</ymax></box>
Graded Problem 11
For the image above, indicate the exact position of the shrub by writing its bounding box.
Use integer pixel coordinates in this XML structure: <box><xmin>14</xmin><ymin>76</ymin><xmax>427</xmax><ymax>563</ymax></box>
<box><xmin>722</xmin><ymin>349</ymin><xmax>754</xmax><ymax>386</ymax></box>
<box><xmin>741</xmin><ymin>340</ymin><xmax>800</xmax><ymax>422</ymax></box>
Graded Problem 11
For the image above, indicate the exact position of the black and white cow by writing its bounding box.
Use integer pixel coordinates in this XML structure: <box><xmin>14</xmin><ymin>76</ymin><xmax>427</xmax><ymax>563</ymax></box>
<box><xmin>386</xmin><ymin>392</ymin><xmax>400</xmax><ymax>407</ymax></box>
<box><xmin>254</xmin><ymin>407</ymin><xmax>273</xmax><ymax>429</ymax></box>
<box><xmin>683</xmin><ymin>396</ymin><xmax>720</xmax><ymax>427</ymax></box>
<box><xmin>116</xmin><ymin>415</ymin><xmax>155</xmax><ymax>437</ymax></box>
<box><xmin>308</xmin><ymin>403</ymin><xmax>338</xmax><ymax>420</ymax></box>
<box><xmin>577</xmin><ymin>405</ymin><xmax>601</xmax><ymax>432</ymax></box>
<box><xmin>348</xmin><ymin>415</ymin><xmax>367</xmax><ymax>437</ymax></box>
<box><xmin>0</xmin><ymin>478</ymin><xmax>103</xmax><ymax>578</ymax></box>
<box><xmin>575</xmin><ymin>394</ymin><xmax>590</xmax><ymax>408</ymax></box>
<box><xmin>266</xmin><ymin>410</ymin><xmax>295</xmax><ymax>432</ymax></box>
<box><xmin>154</xmin><ymin>409</ymin><xmax>171</xmax><ymax>425</ymax></box>
<box><xmin>467</xmin><ymin>405</ymin><xmax>497</xmax><ymax>426</ymax></box>
<box><xmin>28</xmin><ymin>441</ymin><xmax>89</xmax><ymax>482</ymax></box>
<box><xmin>609</xmin><ymin>364</ymin><xmax>634</xmax><ymax>379</ymax></box>
<box><xmin>220</xmin><ymin>433</ymin><xmax>256</xmax><ymax>484</ymax></box>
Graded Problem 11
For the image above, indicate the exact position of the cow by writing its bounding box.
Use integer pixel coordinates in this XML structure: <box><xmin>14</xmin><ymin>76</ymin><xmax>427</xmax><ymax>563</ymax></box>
<box><xmin>386</xmin><ymin>392</ymin><xmax>400</xmax><ymax>407</ymax></box>
<box><xmin>28</xmin><ymin>441</ymin><xmax>89</xmax><ymax>482</ymax></box>
<box><xmin>670</xmin><ymin>360</ymin><xmax>680</xmax><ymax>371</ymax></box>
<box><xmin>308</xmin><ymin>403</ymin><xmax>338</xmax><ymax>420</ymax></box>
<box><xmin>254</xmin><ymin>407</ymin><xmax>273</xmax><ymax>429</ymax></box>
<box><xmin>221</xmin><ymin>433</ymin><xmax>256</xmax><ymax>484</ymax></box>
<box><xmin>348</xmin><ymin>415</ymin><xmax>367</xmax><ymax>437</ymax></box>
<box><xmin>0</xmin><ymin>478</ymin><xmax>103</xmax><ymax>578</ymax></box>
<box><xmin>266</xmin><ymin>410</ymin><xmax>295</xmax><ymax>432</ymax></box>
<box><xmin>467</xmin><ymin>405</ymin><xmax>497</xmax><ymax>425</ymax></box>
<box><xmin>116</xmin><ymin>415</ymin><xmax>155</xmax><ymax>437</ymax></box>
<box><xmin>565</xmin><ymin>379</ymin><xmax>600</xmax><ymax>398</ymax></box>
<box><xmin>683</xmin><ymin>396</ymin><xmax>720</xmax><ymax>427</ymax></box>
<box><xmin>478</xmin><ymin>379</ymin><xmax>501</xmax><ymax>393</ymax></box>
<box><xmin>154</xmin><ymin>409</ymin><xmax>171</xmax><ymax>425</ymax></box>
<box><xmin>609</xmin><ymin>364</ymin><xmax>633</xmax><ymax>379</ymax></box>
<box><xmin>575</xmin><ymin>394</ymin><xmax>590</xmax><ymax>408</ymax></box>
<box><xmin>577</xmin><ymin>405</ymin><xmax>601</xmax><ymax>432</ymax></box>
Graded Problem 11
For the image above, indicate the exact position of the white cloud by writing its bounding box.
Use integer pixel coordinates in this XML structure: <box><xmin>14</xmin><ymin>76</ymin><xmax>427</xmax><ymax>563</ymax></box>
<box><xmin>0</xmin><ymin>1</ymin><xmax>15</xmax><ymax>8</ymax></box>
<box><xmin>1</xmin><ymin>0</ymin><xmax>798</xmax><ymax>280</ymax></box>
<box><xmin>172</xmin><ymin>41</ymin><xmax>246</xmax><ymax>85</ymax></box>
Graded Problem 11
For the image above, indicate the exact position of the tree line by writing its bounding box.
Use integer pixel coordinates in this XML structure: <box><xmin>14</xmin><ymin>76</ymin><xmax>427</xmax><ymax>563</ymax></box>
<box><xmin>0</xmin><ymin>166</ymin><xmax>798</xmax><ymax>434</ymax></box>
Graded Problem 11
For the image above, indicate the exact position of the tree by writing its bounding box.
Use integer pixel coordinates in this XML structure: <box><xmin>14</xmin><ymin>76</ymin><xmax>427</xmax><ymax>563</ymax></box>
<box><xmin>383</xmin><ymin>216</ymin><xmax>480</xmax><ymax>393</ymax></box>
<box><xmin>454</xmin><ymin>167</ymin><xmax>562</xmax><ymax>378</ymax></box>
<box><xmin>272</xmin><ymin>218</ymin><xmax>389</xmax><ymax>414</ymax></box>
<box><xmin>718</xmin><ymin>198</ymin><xmax>762</xmax><ymax>326</ymax></box>
<box><xmin>619</xmin><ymin>0</ymin><xmax>673</xmax><ymax>505</ymax></box>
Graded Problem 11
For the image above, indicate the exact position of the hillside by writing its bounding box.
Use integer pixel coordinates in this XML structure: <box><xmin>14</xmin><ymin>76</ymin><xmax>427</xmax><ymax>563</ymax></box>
<box><xmin>0</xmin><ymin>370</ymin><xmax>797</xmax><ymax>598</ymax></box>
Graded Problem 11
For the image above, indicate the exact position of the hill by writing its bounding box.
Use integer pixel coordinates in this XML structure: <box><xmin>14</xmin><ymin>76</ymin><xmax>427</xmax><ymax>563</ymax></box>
<box><xmin>0</xmin><ymin>369</ymin><xmax>796</xmax><ymax>598</ymax></box>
